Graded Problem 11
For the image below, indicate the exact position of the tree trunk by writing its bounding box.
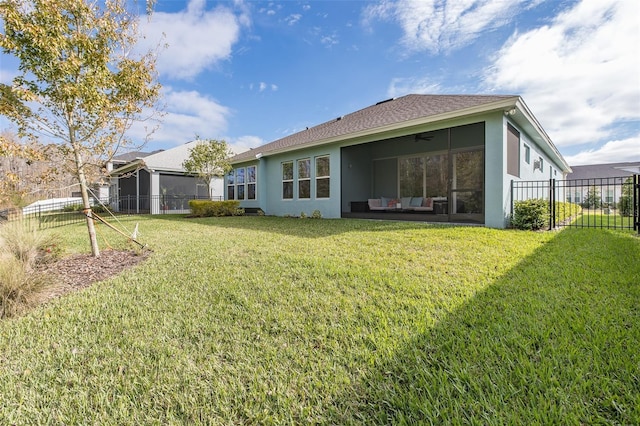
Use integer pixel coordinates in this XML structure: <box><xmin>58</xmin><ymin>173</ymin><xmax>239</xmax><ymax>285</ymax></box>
<box><xmin>72</xmin><ymin>145</ymin><xmax>100</xmax><ymax>257</ymax></box>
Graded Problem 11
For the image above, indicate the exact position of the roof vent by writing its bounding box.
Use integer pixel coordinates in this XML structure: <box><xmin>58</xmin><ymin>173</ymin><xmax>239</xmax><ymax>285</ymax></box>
<box><xmin>375</xmin><ymin>98</ymin><xmax>394</xmax><ymax>105</ymax></box>
<box><xmin>336</xmin><ymin>116</ymin><xmax>343</xmax><ymax>121</ymax></box>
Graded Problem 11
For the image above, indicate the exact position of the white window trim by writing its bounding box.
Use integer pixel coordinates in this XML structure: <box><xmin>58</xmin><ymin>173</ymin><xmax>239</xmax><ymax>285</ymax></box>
<box><xmin>282</xmin><ymin>161</ymin><xmax>294</xmax><ymax>200</ymax></box>
<box><xmin>297</xmin><ymin>158</ymin><xmax>311</xmax><ymax>200</ymax></box>
<box><xmin>247</xmin><ymin>165</ymin><xmax>257</xmax><ymax>200</ymax></box>
<box><xmin>315</xmin><ymin>155</ymin><xmax>330</xmax><ymax>199</ymax></box>
<box><xmin>235</xmin><ymin>167</ymin><xmax>246</xmax><ymax>200</ymax></box>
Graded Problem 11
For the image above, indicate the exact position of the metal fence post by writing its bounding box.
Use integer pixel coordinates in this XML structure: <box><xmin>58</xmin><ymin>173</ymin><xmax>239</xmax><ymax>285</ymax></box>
<box><xmin>633</xmin><ymin>175</ymin><xmax>640</xmax><ymax>235</ymax></box>
<box><xmin>510</xmin><ymin>179</ymin><xmax>514</xmax><ymax>222</ymax></box>
<box><xmin>549</xmin><ymin>178</ymin><xmax>555</xmax><ymax>230</ymax></box>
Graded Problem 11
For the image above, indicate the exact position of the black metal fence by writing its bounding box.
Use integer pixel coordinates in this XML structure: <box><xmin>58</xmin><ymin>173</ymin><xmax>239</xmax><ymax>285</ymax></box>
<box><xmin>0</xmin><ymin>195</ymin><xmax>224</xmax><ymax>231</ymax></box>
<box><xmin>112</xmin><ymin>195</ymin><xmax>222</xmax><ymax>214</ymax></box>
<box><xmin>511</xmin><ymin>175</ymin><xmax>639</xmax><ymax>233</ymax></box>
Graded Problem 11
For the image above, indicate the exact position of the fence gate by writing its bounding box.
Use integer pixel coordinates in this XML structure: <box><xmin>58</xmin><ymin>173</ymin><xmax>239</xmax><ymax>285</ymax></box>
<box><xmin>512</xmin><ymin>175</ymin><xmax>639</xmax><ymax>233</ymax></box>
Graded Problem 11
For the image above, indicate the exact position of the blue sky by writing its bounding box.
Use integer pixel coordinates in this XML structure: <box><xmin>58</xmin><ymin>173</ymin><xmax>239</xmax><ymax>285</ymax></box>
<box><xmin>1</xmin><ymin>0</ymin><xmax>639</xmax><ymax>166</ymax></box>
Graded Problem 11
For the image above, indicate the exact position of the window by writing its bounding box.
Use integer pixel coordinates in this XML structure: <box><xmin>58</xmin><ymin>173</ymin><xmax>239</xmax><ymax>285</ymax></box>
<box><xmin>507</xmin><ymin>124</ymin><xmax>520</xmax><ymax>177</ymax></box>
<box><xmin>606</xmin><ymin>189</ymin><xmax>614</xmax><ymax>203</ymax></box>
<box><xmin>234</xmin><ymin>168</ymin><xmax>245</xmax><ymax>200</ymax></box>
<box><xmin>282</xmin><ymin>161</ymin><xmax>293</xmax><ymax>199</ymax></box>
<box><xmin>227</xmin><ymin>166</ymin><xmax>258</xmax><ymax>200</ymax></box>
<box><xmin>315</xmin><ymin>156</ymin><xmax>330</xmax><ymax>198</ymax></box>
<box><xmin>298</xmin><ymin>158</ymin><xmax>311</xmax><ymax>199</ymax></box>
<box><xmin>226</xmin><ymin>169</ymin><xmax>235</xmax><ymax>200</ymax></box>
<box><xmin>247</xmin><ymin>165</ymin><xmax>256</xmax><ymax>200</ymax></box>
<box><xmin>524</xmin><ymin>144</ymin><xmax>531</xmax><ymax>164</ymax></box>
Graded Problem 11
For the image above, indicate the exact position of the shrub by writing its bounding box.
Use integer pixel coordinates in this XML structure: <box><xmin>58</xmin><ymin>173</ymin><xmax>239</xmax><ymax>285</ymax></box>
<box><xmin>0</xmin><ymin>221</ymin><xmax>60</xmax><ymax>270</ymax></box>
<box><xmin>311</xmin><ymin>210</ymin><xmax>322</xmax><ymax>219</ymax></box>
<box><xmin>553</xmin><ymin>201</ymin><xmax>582</xmax><ymax>225</ymax></box>
<box><xmin>0</xmin><ymin>222</ymin><xmax>58</xmax><ymax>319</ymax></box>
<box><xmin>300</xmin><ymin>211</ymin><xmax>307</xmax><ymax>219</ymax></box>
<box><xmin>63</xmin><ymin>203</ymin><xmax>82</xmax><ymax>212</ymax></box>
<box><xmin>0</xmin><ymin>256</ymin><xmax>49</xmax><ymax>319</ymax></box>
<box><xmin>91</xmin><ymin>204</ymin><xmax>108</xmax><ymax>214</ymax></box>
<box><xmin>512</xmin><ymin>199</ymin><xmax>549</xmax><ymax>230</ymax></box>
<box><xmin>188</xmin><ymin>200</ymin><xmax>243</xmax><ymax>217</ymax></box>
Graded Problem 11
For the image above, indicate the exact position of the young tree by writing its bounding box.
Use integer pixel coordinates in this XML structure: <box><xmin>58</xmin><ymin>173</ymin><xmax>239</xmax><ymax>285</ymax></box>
<box><xmin>618</xmin><ymin>177</ymin><xmax>634</xmax><ymax>217</ymax></box>
<box><xmin>182</xmin><ymin>138</ymin><xmax>233</xmax><ymax>199</ymax></box>
<box><xmin>585</xmin><ymin>186</ymin><xmax>601</xmax><ymax>209</ymax></box>
<box><xmin>0</xmin><ymin>0</ymin><xmax>161</xmax><ymax>257</ymax></box>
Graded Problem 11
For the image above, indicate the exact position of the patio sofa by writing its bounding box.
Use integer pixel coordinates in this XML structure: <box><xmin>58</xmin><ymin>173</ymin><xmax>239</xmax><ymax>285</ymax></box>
<box><xmin>368</xmin><ymin>196</ymin><xmax>444</xmax><ymax>212</ymax></box>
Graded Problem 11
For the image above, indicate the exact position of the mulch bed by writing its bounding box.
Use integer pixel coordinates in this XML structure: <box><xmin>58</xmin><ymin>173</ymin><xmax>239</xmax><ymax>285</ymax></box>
<box><xmin>36</xmin><ymin>249</ymin><xmax>150</xmax><ymax>301</ymax></box>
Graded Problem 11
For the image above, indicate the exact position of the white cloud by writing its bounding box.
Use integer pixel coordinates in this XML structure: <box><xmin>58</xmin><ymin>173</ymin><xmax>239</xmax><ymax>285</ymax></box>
<box><xmin>320</xmin><ymin>33</ymin><xmax>339</xmax><ymax>47</ymax></box>
<box><xmin>138</xmin><ymin>0</ymin><xmax>248</xmax><ymax>80</ymax></box>
<box><xmin>129</xmin><ymin>87</ymin><xmax>231</xmax><ymax>148</ymax></box>
<box><xmin>485</xmin><ymin>0</ymin><xmax>640</xmax><ymax>149</ymax></box>
<box><xmin>363</xmin><ymin>0</ymin><xmax>531</xmax><ymax>53</ymax></box>
<box><xmin>249</xmin><ymin>82</ymin><xmax>278</xmax><ymax>92</ymax></box>
<box><xmin>227</xmin><ymin>135</ymin><xmax>265</xmax><ymax>155</ymax></box>
<box><xmin>285</xmin><ymin>14</ymin><xmax>302</xmax><ymax>26</ymax></box>
<box><xmin>564</xmin><ymin>135</ymin><xmax>640</xmax><ymax>166</ymax></box>
<box><xmin>387</xmin><ymin>76</ymin><xmax>442</xmax><ymax>98</ymax></box>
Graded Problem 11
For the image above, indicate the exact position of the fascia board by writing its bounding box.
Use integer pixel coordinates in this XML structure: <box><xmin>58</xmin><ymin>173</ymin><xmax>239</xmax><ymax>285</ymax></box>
<box><xmin>234</xmin><ymin>97</ymin><xmax>520</xmax><ymax>163</ymax></box>
<box><xmin>109</xmin><ymin>159</ymin><xmax>145</xmax><ymax>176</ymax></box>
<box><xmin>515</xmin><ymin>98</ymin><xmax>572</xmax><ymax>173</ymax></box>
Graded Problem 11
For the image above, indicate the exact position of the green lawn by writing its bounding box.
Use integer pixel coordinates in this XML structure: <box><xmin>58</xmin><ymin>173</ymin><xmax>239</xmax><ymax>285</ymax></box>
<box><xmin>1</xmin><ymin>216</ymin><xmax>638</xmax><ymax>424</ymax></box>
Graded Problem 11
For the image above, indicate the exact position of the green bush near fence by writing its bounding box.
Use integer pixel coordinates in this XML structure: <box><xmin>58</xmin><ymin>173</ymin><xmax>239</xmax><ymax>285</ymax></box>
<box><xmin>512</xmin><ymin>199</ymin><xmax>549</xmax><ymax>230</ymax></box>
<box><xmin>62</xmin><ymin>204</ymin><xmax>83</xmax><ymax>212</ymax></box>
<box><xmin>554</xmin><ymin>201</ymin><xmax>582</xmax><ymax>225</ymax></box>
<box><xmin>61</xmin><ymin>204</ymin><xmax>108</xmax><ymax>214</ymax></box>
<box><xmin>188</xmin><ymin>200</ymin><xmax>243</xmax><ymax>217</ymax></box>
<box><xmin>512</xmin><ymin>200</ymin><xmax>582</xmax><ymax>231</ymax></box>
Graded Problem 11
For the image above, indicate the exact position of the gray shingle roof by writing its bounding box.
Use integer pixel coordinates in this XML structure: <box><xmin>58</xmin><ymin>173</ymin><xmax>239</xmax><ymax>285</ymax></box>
<box><xmin>112</xmin><ymin>150</ymin><xmax>164</xmax><ymax>163</ymax></box>
<box><xmin>566</xmin><ymin>162</ymin><xmax>640</xmax><ymax>180</ymax></box>
<box><xmin>231</xmin><ymin>94</ymin><xmax>518</xmax><ymax>163</ymax></box>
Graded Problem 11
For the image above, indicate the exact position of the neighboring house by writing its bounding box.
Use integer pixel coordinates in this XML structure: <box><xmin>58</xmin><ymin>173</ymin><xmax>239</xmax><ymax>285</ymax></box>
<box><xmin>564</xmin><ymin>162</ymin><xmax>640</xmax><ymax>207</ymax></box>
<box><xmin>108</xmin><ymin>141</ymin><xmax>223</xmax><ymax>214</ymax></box>
<box><xmin>227</xmin><ymin>94</ymin><xmax>571</xmax><ymax>228</ymax></box>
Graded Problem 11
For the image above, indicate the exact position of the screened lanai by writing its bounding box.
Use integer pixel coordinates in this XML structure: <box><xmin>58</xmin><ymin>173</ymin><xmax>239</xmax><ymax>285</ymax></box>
<box><xmin>341</xmin><ymin>121</ymin><xmax>485</xmax><ymax>224</ymax></box>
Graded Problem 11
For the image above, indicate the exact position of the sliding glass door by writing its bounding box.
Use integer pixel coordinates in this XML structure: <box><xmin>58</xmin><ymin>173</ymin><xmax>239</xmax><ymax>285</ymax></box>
<box><xmin>397</xmin><ymin>149</ymin><xmax>483</xmax><ymax>222</ymax></box>
<box><xmin>451</xmin><ymin>149</ymin><xmax>484</xmax><ymax>221</ymax></box>
<box><xmin>425</xmin><ymin>154</ymin><xmax>448</xmax><ymax>198</ymax></box>
<box><xmin>399</xmin><ymin>157</ymin><xmax>424</xmax><ymax>197</ymax></box>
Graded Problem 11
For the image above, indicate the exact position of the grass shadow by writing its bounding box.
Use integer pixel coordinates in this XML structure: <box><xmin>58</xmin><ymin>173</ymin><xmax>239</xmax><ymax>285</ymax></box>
<box><xmin>329</xmin><ymin>228</ymin><xmax>640</xmax><ymax>424</ymax></box>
